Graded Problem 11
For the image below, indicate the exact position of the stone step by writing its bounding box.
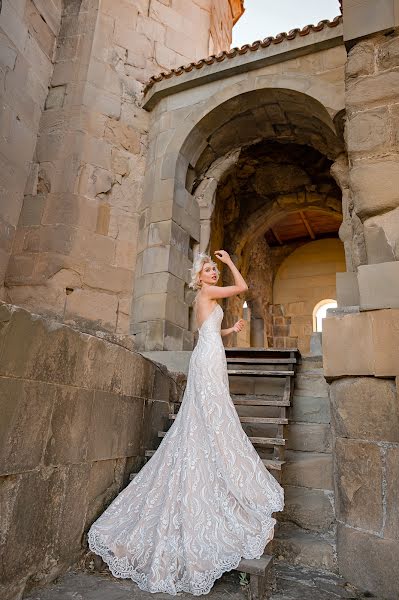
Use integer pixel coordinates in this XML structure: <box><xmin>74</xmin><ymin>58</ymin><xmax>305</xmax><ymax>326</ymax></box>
<box><xmin>278</xmin><ymin>485</ymin><xmax>335</xmax><ymax>533</ymax></box>
<box><xmin>228</xmin><ymin>370</ymin><xmax>294</xmax><ymax>377</ymax></box>
<box><xmin>294</xmin><ymin>373</ymin><xmax>329</xmax><ymax>398</ymax></box>
<box><xmin>282</xmin><ymin>451</ymin><xmax>333</xmax><ymax>491</ymax></box>
<box><xmin>286</xmin><ymin>423</ymin><xmax>332</xmax><ymax>453</ymax></box>
<box><xmin>272</xmin><ymin>523</ymin><xmax>337</xmax><ymax>572</ymax></box>
<box><xmin>231</xmin><ymin>394</ymin><xmax>290</xmax><ymax>407</ymax></box>
<box><xmin>289</xmin><ymin>395</ymin><xmax>330</xmax><ymax>424</ymax></box>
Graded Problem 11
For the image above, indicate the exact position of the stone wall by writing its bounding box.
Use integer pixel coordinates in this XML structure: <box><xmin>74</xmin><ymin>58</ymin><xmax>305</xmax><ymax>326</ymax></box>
<box><xmin>346</xmin><ymin>28</ymin><xmax>399</xmax><ymax>262</ymax></box>
<box><xmin>3</xmin><ymin>0</ymin><xmax>236</xmax><ymax>335</ymax></box>
<box><xmin>273</xmin><ymin>239</ymin><xmax>346</xmax><ymax>353</ymax></box>
<box><xmin>329</xmin><ymin>377</ymin><xmax>399</xmax><ymax>599</ymax></box>
<box><xmin>0</xmin><ymin>301</ymin><xmax>179</xmax><ymax>600</ymax></box>
<box><xmin>0</xmin><ymin>0</ymin><xmax>62</xmax><ymax>299</ymax></box>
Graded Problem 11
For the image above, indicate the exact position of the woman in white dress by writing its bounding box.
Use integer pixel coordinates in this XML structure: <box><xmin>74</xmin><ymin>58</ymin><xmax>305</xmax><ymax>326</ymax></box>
<box><xmin>88</xmin><ymin>250</ymin><xmax>284</xmax><ymax>596</ymax></box>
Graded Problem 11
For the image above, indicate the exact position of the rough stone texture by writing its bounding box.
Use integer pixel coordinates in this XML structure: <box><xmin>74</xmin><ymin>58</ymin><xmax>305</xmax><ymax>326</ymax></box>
<box><xmin>280</xmin><ymin>486</ymin><xmax>335</xmax><ymax>533</ymax></box>
<box><xmin>330</xmin><ymin>377</ymin><xmax>399</xmax><ymax>442</ymax></box>
<box><xmin>337</xmin><ymin>524</ymin><xmax>399</xmax><ymax>600</ymax></box>
<box><xmin>0</xmin><ymin>0</ymin><xmax>61</xmax><ymax>298</ymax></box>
<box><xmin>283</xmin><ymin>451</ymin><xmax>333</xmax><ymax>491</ymax></box>
<box><xmin>0</xmin><ymin>301</ymin><xmax>179</xmax><ymax>600</ymax></box>
<box><xmin>323</xmin><ymin>309</ymin><xmax>399</xmax><ymax>377</ymax></box>
<box><xmin>358</xmin><ymin>261</ymin><xmax>399</xmax><ymax>310</ymax></box>
<box><xmin>334</xmin><ymin>438</ymin><xmax>383</xmax><ymax>533</ymax></box>
<box><xmin>272</xmin><ymin>524</ymin><xmax>337</xmax><ymax>572</ymax></box>
<box><xmin>3</xmin><ymin>0</ymin><xmax>236</xmax><ymax>333</ymax></box>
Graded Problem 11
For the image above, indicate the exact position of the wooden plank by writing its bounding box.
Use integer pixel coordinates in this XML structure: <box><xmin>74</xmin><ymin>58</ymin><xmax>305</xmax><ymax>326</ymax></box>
<box><xmin>228</xmin><ymin>370</ymin><xmax>294</xmax><ymax>377</ymax></box>
<box><xmin>169</xmin><ymin>414</ymin><xmax>288</xmax><ymax>424</ymax></box>
<box><xmin>226</xmin><ymin>347</ymin><xmax>299</xmax><ymax>353</ymax></box>
<box><xmin>226</xmin><ymin>357</ymin><xmax>297</xmax><ymax>364</ymax></box>
<box><xmin>231</xmin><ymin>395</ymin><xmax>290</xmax><ymax>407</ymax></box>
<box><xmin>262</xmin><ymin>458</ymin><xmax>285</xmax><ymax>471</ymax></box>
<box><xmin>238</xmin><ymin>416</ymin><xmax>289</xmax><ymax>425</ymax></box>
<box><xmin>237</xmin><ymin>553</ymin><xmax>273</xmax><ymax>576</ymax></box>
<box><xmin>249</xmin><ymin>437</ymin><xmax>285</xmax><ymax>446</ymax></box>
<box><xmin>299</xmin><ymin>210</ymin><xmax>316</xmax><ymax>240</ymax></box>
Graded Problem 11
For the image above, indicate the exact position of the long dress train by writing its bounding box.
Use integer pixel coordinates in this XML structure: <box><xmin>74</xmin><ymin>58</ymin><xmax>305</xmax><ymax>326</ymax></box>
<box><xmin>88</xmin><ymin>303</ymin><xmax>284</xmax><ymax>596</ymax></box>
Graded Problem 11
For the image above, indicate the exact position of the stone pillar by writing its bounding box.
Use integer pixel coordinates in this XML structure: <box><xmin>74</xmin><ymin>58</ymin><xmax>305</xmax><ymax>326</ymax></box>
<box><xmin>250</xmin><ymin>317</ymin><xmax>264</xmax><ymax>347</ymax></box>
<box><xmin>0</xmin><ymin>0</ymin><xmax>62</xmax><ymax>299</ymax></box>
<box><xmin>328</xmin><ymin>372</ymin><xmax>399</xmax><ymax>599</ymax></box>
<box><xmin>323</xmin><ymin>5</ymin><xmax>399</xmax><ymax>596</ymax></box>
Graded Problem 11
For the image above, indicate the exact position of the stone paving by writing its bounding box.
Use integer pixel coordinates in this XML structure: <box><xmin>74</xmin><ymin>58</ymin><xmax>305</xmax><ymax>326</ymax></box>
<box><xmin>24</xmin><ymin>562</ymin><xmax>373</xmax><ymax>600</ymax></box>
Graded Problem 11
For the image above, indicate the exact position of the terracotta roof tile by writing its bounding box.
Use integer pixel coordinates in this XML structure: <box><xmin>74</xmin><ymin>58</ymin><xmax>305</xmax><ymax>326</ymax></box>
<box><xmin>144</xmin><ymin>15</ymin><xmax>343</xmax><ymax>94</ymax></box>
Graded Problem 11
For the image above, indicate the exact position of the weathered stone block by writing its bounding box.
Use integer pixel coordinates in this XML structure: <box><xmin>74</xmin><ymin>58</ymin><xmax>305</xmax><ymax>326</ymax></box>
<box><xmin>44</xmin><ymin>387</ymin><xmax>94</xmax><ymax>466</ymax></box>
<box><xmin>337</xmin><ymin>524</ymin><xmax>399</xmax><ymax>600</ymax></box>
<box><xmin>1</xmin><ymin>468</ymin><xmax>66</xmax><ymax>585</ymax></box>
<box><xmin>290</xmin><ymin>395</ymin><xmax>330</xmax><ymax>424</ymax></box>
<box><xmin>343</xmin><ymin>0</ymin><xmax>399</xmax><ymax>42</ymax></box>
<box><xmin>335</xmin><ymin>438</ymin><xmax>383</xmax><ymax>532</ymax></box>
<box><xmin>364</xmin><ymin>223</ymin><xmax>396</xmax><ymax>264</ymax></box>
<box><xmin>323</xmin><ymin>312</ymin><xmax>374</xmax><ymax>377</ymax></box>
<box><xmin>286</xmin><ymin>423</ymin><xmax>332</xmax><ymax>453</ymax></box>
<box><xmin>0</xmin><ymin>378</ymin><xmax>54</xmax><ymax>475</ymax></box>
<box><xmin>350</xmin><ymin>159</ymin><xmax>399</xmax><ymax>219</ymax></box>
<box><xmin>87</xmin><ymin>391</ymin><xmax>144</xmax><ymax>461</ymax></box>
<box><xmin>330</xmin><ymin>377</ymin><xmax>399</xmax><ymax>442</ymax></box>
<box><xmin>294</xmin><ymin>372</ymin><xmax>329</xmax><ymax>398</ymax></box>
<box><xmin>345</xmin><ymin>40</ymin><xmax>375</xmax><ymax>78</ymax></box>
<box><xmin>371</xmin><ymin>309</ymin><xmax>399</xmax><ymax>376</ymax></box>
<box><xmin>378</xmin><ymin>33</ymin><xmax>399</xmax><ymax>70</ymax></box>
<box><xmin>358</xmin><ymin>261</ymin><xmax>399</xmax><ymax>309</ymax></box>
<box><xmin>346</xmin><ymin>70</ymin><xmax>399</xmax><ymax>108</ymax></box>
<box><xmin>64</xmin><ymin>288</ymin><xmax>118</xmax><ymax>332</ymax></box>
<box><xmin>280</xmin><ymin>485</ymin><xmax>335</xmax><ymax>533</ymax></box>
<box><xmin>346</xmin><ymin>107</ymin><xmax>390</xmax><ymax>155</ymax></box>
<box><xmin>272</xmin><ymin>524</ymin><xmax>336</xmax><ymax>571</ymax></box>
<box><xmin>283</xmin><ymin>451</ymin><xmax>333</xmax><ymax>490</ymax></box>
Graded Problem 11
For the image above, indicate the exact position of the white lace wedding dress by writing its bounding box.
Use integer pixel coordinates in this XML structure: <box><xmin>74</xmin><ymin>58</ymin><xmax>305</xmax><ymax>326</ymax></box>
<box><xmin>88</xmin><ymin>303</ymin><xmax>284</xmax><ymax>595</ymax></box>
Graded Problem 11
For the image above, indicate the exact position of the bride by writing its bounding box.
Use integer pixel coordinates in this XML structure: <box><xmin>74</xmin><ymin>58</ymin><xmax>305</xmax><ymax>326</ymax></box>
<box><xmin>88</xmin><ymin>250</ymin><xmax>284</xmax><ymax>596</ymax></box>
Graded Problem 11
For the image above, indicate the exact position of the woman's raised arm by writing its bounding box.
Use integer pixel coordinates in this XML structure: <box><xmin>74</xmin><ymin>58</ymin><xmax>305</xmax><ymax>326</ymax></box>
<box><xmin>204</xmin><ymin>250</ymin><xmax>248</xmax><ymax>300</ymax></box>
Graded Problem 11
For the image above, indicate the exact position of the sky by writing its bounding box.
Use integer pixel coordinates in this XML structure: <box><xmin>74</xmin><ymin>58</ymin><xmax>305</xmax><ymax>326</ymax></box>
<box><xmin>232</xmin><ymin>0</ymin><xmax>341</xmax><ymax>47</ymax></box>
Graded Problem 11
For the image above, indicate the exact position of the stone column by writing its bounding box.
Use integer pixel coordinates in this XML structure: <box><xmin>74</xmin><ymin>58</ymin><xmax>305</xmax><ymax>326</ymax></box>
<box><xmin>323</xmin><ymin>3</ymin><xmax>399</xmax><ymax>597</ymax></box>
<box><xmin>250</xmin><ymin>317</ymin><xmax>264</xmax><ymax>347</ymax></box>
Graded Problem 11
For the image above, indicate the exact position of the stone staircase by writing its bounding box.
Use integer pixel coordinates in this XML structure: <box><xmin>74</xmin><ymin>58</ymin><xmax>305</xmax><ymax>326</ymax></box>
<box><xmin>145</xmin><ymin>348</ymin><xmax>298</xmax><ymax>482</ymax></box>
<box><xmin>134</xmin><ymin>351</ymin><xmax>337</xmax><ymax>580</ymax></box>
<box><xmin>272</xmin><ymin>357</ymin><xmax>337</xmax><ymax>572</ymax></box>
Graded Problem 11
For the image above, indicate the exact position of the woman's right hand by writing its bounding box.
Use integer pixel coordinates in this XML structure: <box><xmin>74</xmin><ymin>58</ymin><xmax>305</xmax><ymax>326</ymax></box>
<box><xmin>214</xmin><ymin>250</ymin><xmax>231</xmax><ymax>264</ymax></box>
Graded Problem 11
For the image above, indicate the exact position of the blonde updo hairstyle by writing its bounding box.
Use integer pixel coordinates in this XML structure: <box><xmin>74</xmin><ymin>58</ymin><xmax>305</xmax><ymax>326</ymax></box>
<box><xmin>188</xmin><ymin>252</ymin><xmax>220</xmax><ymax>291</ymax></box>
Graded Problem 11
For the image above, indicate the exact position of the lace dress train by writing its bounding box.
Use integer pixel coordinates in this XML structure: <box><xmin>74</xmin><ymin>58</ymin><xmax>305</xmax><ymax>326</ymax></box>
<box><xmin>88</xmin><ymin>303</ymin><xmax>284</xmax><ymax>595</ymax></box>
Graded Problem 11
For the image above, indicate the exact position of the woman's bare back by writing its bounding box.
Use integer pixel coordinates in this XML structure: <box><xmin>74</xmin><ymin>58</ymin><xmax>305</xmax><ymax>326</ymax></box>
<box><xmin>193</xmin><ymin>293</ymin><xmax>218</xmax><ymax>330</ymax></box>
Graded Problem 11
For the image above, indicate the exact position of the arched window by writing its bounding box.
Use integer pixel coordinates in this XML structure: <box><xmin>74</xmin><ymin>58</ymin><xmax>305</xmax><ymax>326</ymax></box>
<box><xmin>312</xmin><ymin>299</ymin><xmax>337</xmax><ymax>332</ymax></box>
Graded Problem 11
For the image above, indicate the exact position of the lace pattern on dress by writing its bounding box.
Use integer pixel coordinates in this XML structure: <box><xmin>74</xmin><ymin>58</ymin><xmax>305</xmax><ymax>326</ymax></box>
<box><xmin>88</xmin><ymin>304</ymin><xmax>284</xmax><ymax>595</ymax></box>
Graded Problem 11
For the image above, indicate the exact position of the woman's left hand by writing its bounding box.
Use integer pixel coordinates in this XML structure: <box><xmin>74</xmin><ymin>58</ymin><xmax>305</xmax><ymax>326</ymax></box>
<box><xmin>232</xmin><ymin>319</ymin><xmax>245</xmax><ymax>333</ymax></box>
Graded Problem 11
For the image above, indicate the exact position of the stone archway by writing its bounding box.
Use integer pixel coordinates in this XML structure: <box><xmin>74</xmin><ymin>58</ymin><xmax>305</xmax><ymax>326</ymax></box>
<box><xmin>134</xmin><ymin>80</ymin><xmax>345</xmax><ymax>350</ymax></box>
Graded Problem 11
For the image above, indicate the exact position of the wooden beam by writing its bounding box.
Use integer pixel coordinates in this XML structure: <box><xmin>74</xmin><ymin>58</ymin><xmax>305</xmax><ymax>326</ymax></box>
<box><xmin>299</xmin><ymin>210</ymin><xmax>316</xmax><ymax>240</ymax></box>
<box><xmin>271</xmin><ymin>227</ymin><xmax>283</xmax><ymax>245</ymax></box>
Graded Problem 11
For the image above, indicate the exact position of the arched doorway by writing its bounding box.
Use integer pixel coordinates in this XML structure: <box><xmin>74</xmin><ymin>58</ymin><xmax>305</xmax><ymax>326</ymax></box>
<box><xmin>134</xmin><ymin>82</ymin><xmax>345</xmax><ymax>350</ymax></box>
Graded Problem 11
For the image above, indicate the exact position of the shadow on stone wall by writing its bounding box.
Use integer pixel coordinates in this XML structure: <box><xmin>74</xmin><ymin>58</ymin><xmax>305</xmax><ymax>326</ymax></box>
<box><xmin>0</xmin><ymin>302</ymin><xmax>182</xmax><ymax>600</ymax></box>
